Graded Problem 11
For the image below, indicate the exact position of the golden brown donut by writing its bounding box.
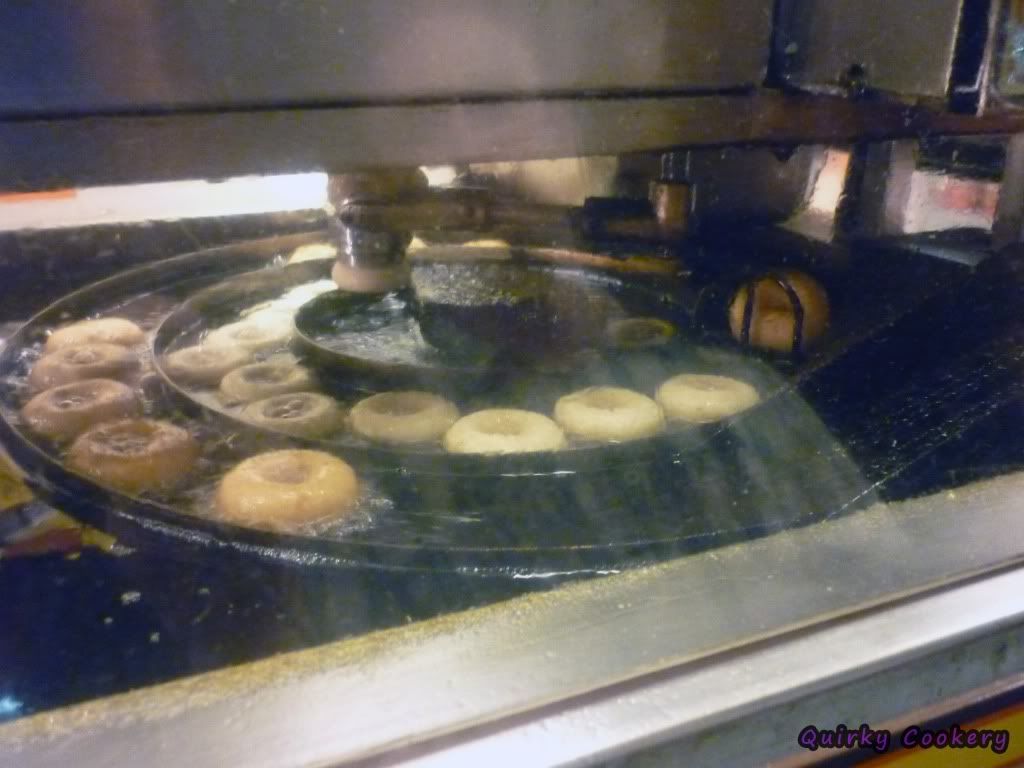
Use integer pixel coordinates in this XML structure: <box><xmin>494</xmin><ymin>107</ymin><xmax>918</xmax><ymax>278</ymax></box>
<box><xmin>656</xmin><ymin>374</ymin><xmax>760</xmax><ymax>423</ymax></box>
<box><xmin>728</xmin><ymin>270</ymin><xmax>829</xmax><ymax>353</ymax></box>
<box><xmin>45</xmin><ymin>317</ymin><xmax>145</xmax><ymax>353</ymax></box>
<box><xmin>554</xmin><ymin>386</ymin><xmax>665</xmax><ymax>442</ymax></box>
<box><xmin>29</xmin><ymin>343</ymin><xmax>140</xmax><ymax>391</ymax></box>
<box><xmin>331</xmin><ymin>260</ymin><xmax>410</xmax><ymax>293</ymax></box>
<box><xmin>67</xmin><ymin>418</ymin><xmax>199</xmax><ymax>494</ymax></box>
<box><xmin>349</xmin><ymin>391</ymin><xmax>459</xmax><ymax>445</ymax></box>
<box><xmin>219</xmin><ymin>361</ymin><xmax>315</xmax><ymax>404</ymax></box>
<box><xmin>163</xmin><ymin>344</ymin><xmax>252</xmax><ymax>387</ymax></box>
<box><xmin>216</xmin><ymin>450</ymin><xmax>359</xmax><ymax>531</ymax></box>
<box><xmin>240</xmin><ymin>392</ymin><xmax>345</xmax><ymax>438</ymax></box>
<box><xmin>21</xmin><ymin>379</ymin><xmax>141</xmax><ymax>442</ymax></box>
<box><xmin>443</xmin><ymin>409</ymin><xmax>567</xmax><ymax>454</ymax></box>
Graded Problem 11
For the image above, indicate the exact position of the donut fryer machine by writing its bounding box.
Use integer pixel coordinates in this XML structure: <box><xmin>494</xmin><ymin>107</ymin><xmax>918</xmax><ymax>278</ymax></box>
<box><xmin>7</xmin><ymin>3</ymin><xmax>1024</xmax><ymax>766</ymax></box>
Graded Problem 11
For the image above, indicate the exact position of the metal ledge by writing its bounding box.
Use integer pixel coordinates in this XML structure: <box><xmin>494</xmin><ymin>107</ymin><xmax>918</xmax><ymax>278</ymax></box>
<box><xmin>0</xmin><ymin>1</ymin><xmax>774</xmax><ymax>115</ymax></box>
<box><xmin>389</xmin><ymin>570</ymin><xmax>1024</xmax><ymax>767</ymax></box>
<box><xmin>6</xmin><ymin>92</ymin><xmax>1024</xmax><ymax>191</ymax></box>
<box><xmin>4</xmin><ymin>468</ymin><xmax>1024</xmax><ymax>767</ymax></box>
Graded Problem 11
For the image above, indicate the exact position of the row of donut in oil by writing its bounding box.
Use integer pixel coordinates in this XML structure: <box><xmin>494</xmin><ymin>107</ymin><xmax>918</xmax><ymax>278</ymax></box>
<box><xmin>160</xmin><ymin>304</ymin><xmax>764</xmax><ymax>448</ymax></box>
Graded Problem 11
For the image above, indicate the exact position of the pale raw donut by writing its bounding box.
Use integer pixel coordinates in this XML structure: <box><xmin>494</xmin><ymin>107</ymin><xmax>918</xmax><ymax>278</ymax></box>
<box><xmin>331</xmin><ymin>260</ymin><xmax>410</xmax><ymax>293</ymax></box>
<box><xmin>728</xmin><ymin>270</ymin><xmax>829</xmax><ymax>353</ymax></box>
<box><xmin>219</xmin><ymin>362</ymin><xmax>315</xmax><ymax>404</ymax></box>
<box><xmin>21</xmin><ymin>378</ymin><xmax>140</xmax><ymax>442</ymax></box>
<box><xmin>605</xmin><ymin>317</ymin><xmax>676</xmax><ymax>349</ymax></box>
<box><xmin>554</xmin><ymin>386</ymin><xmax>665</xmax><ymax>442</ymax></box>
<box><xmin>240</xmin><ymin>392</ymin><xmax>344</xmax><ymax>438</ymax></box>
<box><xmin>350</xmin><ymin>391</ymin><xmax>459</xmax><ymax>445</ymax></box>
<box><xmin>29</xmin><ymin>343</ymin><xmax>140</xmax><ymax>390</ymax></box>
<box><xmin>163</xmin><ymin>344</ymin><xmax>252</xmax><ymax>387</ymax></box>
<box><xmin>216</xmin><ymin>450</ymin><xmax>359</xmax><ymax>531</ymax></box>
<box><xmin>206</xmin><ymin>312</ymin><xmax>294</xmax><ymax>352</ymax></box>
<box><xmin>443</xmin><ymin>409</ymin><xmax>567</xmax><ymax>454</ymax></box>
<box><xmin>656</xmin><ymin>374</ymin><xmax>760</xmax><ymax>423</ymax></box>
<box><xmin>288</xmin><ymin>243</ymin><xmax>337</xmax><ymax>263</ymax></box>
<box><xmin>45</xmin><ymin>317</ymin><xmax>145</xmax><ymax>353</ymax></box>
<box><xmin>67</xmin><ymin>418</ymin><xmax>199</xmax><ymax>494</ymax></box>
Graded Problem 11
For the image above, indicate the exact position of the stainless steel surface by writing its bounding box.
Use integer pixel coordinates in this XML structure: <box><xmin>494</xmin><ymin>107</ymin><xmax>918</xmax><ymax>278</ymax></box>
<box><xmin>0</xmin><ymin>0</ymin><xmax>773</xmax><ymax>116</ymax></box>
<box><xmin>6</xmin><ymin>470</ymin><xmax>1024</xmax><ymax>767</ymax></box>
<box><xmin>602</xmin><ymin>621</ymin><xmax>1024</xmax><ymax>768</ymax></box>
<box><xmin>9</xmin><ymin>93</ymin><xmax>1024</xmax><ymax>191</ymax></box>
<box><xmin>775</xmin><ymin>0</ymin><xmax>966</xmax><ymax>99</ymax></box>
<box><xmin>0</xmin><ymin>95</ymin><xmax>733</xmax><ymax>190</ymax></box>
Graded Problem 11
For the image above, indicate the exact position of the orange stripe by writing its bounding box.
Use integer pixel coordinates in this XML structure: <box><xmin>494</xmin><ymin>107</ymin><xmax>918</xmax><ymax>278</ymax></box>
<box><xmin>0</xmin><ymin>188</ymin><xmax>77</xmax><ymax>203</ymax></box>
<box><xmin>972</xmin><ymin>702</ymin><xmax>1024</xmax><ymax>730</ymax></box>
